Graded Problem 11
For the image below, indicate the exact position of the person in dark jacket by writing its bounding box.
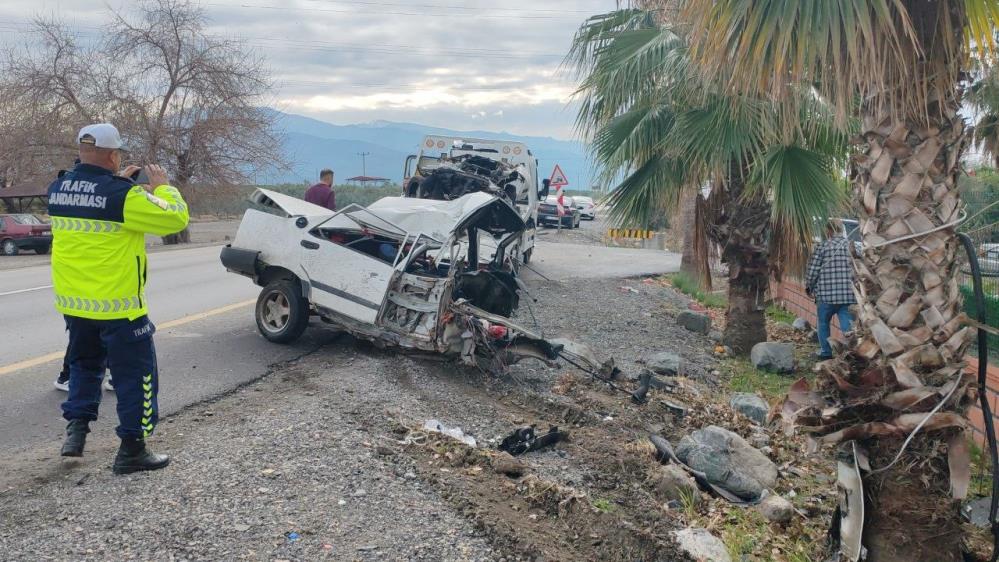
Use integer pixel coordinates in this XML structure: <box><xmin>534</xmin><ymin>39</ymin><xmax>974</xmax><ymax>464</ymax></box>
<box><xmin>304</xmin><ymin>169</ymin><xmax>336</xmax><ymax>210</ymax></box>
<box><xmin>805</xmin><ymin>220</ymin><xmax>856</xmax><ymax>360</ymax></box>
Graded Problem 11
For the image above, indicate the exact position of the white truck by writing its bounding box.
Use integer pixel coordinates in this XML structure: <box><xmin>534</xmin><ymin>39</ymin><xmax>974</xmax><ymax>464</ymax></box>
<box><xmin>403</xmin><ymin>136</ymin><xmax>549</xmax><ymax>268</ymax></box>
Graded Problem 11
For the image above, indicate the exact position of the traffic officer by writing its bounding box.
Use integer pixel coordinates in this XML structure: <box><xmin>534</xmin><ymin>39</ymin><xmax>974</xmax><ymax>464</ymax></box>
<box><xmin>49</xmin><ymin>123</ymin><xmax>189</xmax><ymax>474</ymax></box>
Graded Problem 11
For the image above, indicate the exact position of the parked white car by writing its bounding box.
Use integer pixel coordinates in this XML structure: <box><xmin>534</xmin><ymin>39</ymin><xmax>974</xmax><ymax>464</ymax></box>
<box><xmin>574</xmin><ymin>196</ymin><xmax>596</xmax><ymax>220</ymax></box>
<box><xmin>219</xmin><ymin>189</ymin><xmax>609</xmax><ymax>370</ymax></box>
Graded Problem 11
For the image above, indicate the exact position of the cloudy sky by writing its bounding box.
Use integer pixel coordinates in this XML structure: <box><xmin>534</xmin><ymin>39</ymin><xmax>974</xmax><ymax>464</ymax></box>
<box><xmin>0</xmin><ymin>0</ymin><xmax>616</xmax><ymax>140</ymax></box>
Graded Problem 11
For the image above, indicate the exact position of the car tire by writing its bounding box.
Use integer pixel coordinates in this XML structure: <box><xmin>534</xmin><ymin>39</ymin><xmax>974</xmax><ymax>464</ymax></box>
<box><xmin>523</xmin><ymin>248</ymin><xmax>533</xmax><ymax>264</ymax></box>
<box><xmin>1</xmin><ymin>239</ymin><xmax>17</xmax><ymax>256</ymax></box>
<box><xmin>35</xmin><ymin>245</ymin><xmax>50</xmax><ymax>255</ymax></box>
<box><xmin>255</xmin><ymin>280</ymin><xmax>309</xmax><ymax>344</ymax></box>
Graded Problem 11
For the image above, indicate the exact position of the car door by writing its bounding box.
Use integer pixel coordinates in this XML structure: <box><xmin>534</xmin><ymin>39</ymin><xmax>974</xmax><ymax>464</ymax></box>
<box><xmin>298</xmin><ymin>232</ymin><xmax>395</xmax><ymax>325</ymax></box>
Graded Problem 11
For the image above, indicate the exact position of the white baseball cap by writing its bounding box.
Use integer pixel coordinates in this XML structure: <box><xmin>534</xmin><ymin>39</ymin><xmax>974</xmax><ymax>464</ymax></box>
<box><xmin>78</xmin><ymin>123</ymin><xmax>126</xmax><ymax>150</ymax></box>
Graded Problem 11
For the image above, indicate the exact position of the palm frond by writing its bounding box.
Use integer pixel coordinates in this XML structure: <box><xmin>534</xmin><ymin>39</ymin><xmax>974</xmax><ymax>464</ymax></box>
<box><xmin>749</xmin><ymin>144</ymin><xmax>847</xmax><ymax>272</ymax></box>
<box><xmin>604</xmin><ymin>156</ymin><xmax>689</xmax><ymax>228</ymax></box>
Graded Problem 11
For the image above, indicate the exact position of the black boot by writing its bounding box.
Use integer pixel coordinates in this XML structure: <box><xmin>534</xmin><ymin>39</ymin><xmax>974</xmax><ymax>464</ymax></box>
<box><xmin>112</xmin><ymin>438</ymin><xmax>170</xmax><ymax>475</ymax></box>
<box><xmin>60</xmin><ymin>420</ymin><xmax>90</xmax><ymax>457</ymax></box>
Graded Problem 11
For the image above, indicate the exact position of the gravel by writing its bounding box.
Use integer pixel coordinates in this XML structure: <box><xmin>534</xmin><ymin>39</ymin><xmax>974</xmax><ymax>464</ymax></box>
<box><xmin>0</xmin><ymin>240</ymin><xmax>720</xmax><ymax>560</ymax></box>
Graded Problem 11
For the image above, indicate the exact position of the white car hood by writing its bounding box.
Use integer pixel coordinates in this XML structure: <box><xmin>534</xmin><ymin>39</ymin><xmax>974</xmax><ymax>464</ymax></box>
<box><xmin>250</xmin><ymin>188</ymin><xmax>337</xmax><ymax>223</ymax></box>
<box><xmin>364</xmin><ymin>193</ymin><xmax>523</xmax><ymax>242</ymax></box>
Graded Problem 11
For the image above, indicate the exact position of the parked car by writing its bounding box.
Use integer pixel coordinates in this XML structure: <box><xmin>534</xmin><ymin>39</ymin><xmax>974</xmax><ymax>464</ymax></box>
<box><xmin>538</xmin><ymin>195</ymin><xmax>581</xmax><ymax>228</ymax></box>
<box><xmin>977</xmin><ymin>245</ymin><xmax>999</xmax><ymax>277</ymax></box>
<box><xmin>219</xmin><ymin>189</ymin><xmax>619</xmax><ymax>376</ymax></box>
<box><xmin>574</xmin><ymin>196</ymin><xmax>596</xmax><ymax>220</ymax></box>
<box><xmin>0</xmin><ymin>214</ymin><xmax>52</xmax><ymax>256</ymax></box>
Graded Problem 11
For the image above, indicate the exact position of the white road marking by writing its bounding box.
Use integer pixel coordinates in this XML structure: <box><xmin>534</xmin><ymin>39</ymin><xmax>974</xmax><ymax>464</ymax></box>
<box><xmin>0</xmin><ymin>284</ymin><xmax>53</xmax><ymax>297</ymax></box>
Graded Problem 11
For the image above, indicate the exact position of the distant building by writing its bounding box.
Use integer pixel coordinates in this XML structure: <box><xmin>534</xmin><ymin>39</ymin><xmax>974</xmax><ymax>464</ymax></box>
<box><xmin>346</xmin><ymin>175</ymin><xmax>391</xmax><ymax>187</ymax></box>
<box><xmin>0</xmin><ymin>181</ymin><xmax>49</xmax><ymax>213</ymax></box>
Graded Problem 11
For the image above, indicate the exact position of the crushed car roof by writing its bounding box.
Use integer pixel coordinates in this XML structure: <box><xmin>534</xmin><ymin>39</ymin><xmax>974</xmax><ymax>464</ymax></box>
<box><xmin>250</xmin><ymin>188</ymin><xmax>524</xmax><ymax>243</ymax></box>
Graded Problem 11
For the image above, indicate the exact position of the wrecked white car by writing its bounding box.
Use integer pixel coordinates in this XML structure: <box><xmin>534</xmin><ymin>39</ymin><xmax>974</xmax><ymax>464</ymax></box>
<box><xmin>220</xmin><ymin>188</ymin><xmax>579</xmax><ymax>368</ymax></box>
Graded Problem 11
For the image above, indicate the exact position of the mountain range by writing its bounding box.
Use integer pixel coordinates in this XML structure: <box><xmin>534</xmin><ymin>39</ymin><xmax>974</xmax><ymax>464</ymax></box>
<box><xmin>257</xmin><ymin>110</ymin><xmax>597</xmax><ymax>189</ymax></box>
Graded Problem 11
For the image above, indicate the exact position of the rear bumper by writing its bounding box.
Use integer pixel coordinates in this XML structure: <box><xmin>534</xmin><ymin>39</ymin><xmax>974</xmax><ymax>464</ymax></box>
<box><xmin>15</xmin><ymin>235</ymin><xmax>52</xmax><ymax>248</ymax></box>
<box><xmin>220</xmin><ymin>245</ymin><xmax>260</xmax><ymax>279</ymax></box>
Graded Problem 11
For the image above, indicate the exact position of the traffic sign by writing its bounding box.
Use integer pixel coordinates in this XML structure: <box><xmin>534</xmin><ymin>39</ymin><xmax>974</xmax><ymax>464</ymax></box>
<box><xmin>549</xmin><ymin>164</ymin><xmax>569</xmax><ymax>188</ymax></box>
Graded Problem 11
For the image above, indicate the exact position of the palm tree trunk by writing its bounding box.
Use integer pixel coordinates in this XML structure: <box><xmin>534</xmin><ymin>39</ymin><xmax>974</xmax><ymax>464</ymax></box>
<box><xmin>844</xmin><ymin>101</ymin><xmax>971</xmax><ymax>562</ymax></box>
<box><xmin>706</xmin><ymin>167</ymin><xmax>770</xmax><ymax>354</ymax></box>
<box><xmin>679</xmin><ymin>188</ymin><xmax>698</xmax><ymax>275</ymax></box>
<box><xmin>679</xmin><ymin>188</ymin><xmax>711</xmax><ymax>290</ymax></box>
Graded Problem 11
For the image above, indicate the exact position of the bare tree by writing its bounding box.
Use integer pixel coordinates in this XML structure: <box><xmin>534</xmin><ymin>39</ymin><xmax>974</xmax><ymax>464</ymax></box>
<box><xmin>0</xmin><ymin>0</ymin><xmax>284</xmax><ymax>242</ymax></box>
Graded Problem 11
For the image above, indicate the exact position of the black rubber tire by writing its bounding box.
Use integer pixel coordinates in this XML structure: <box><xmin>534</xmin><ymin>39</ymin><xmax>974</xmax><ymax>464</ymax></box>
<box><xmin>523</xmin><ymin>248</ymin><xmax>533</xmax><ymax>264</ymax></box>
<box><xmin>255</xmin><ymin>280</ymin><xmax>309</xmax><ymax>344</ymax></box>
<box><xmin>35</xmin><ymin>245</ymin><xmax>50</xmax><ymax>255</ymax></box>
<box><xmin>1</xmin><ymin>239</ymin><xmax>17</xmax><ymax>256</ymax></box>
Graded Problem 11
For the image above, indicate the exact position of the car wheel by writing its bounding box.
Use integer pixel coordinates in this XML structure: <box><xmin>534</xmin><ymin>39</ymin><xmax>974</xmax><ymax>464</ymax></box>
<box><xmin>35</xmin><ymin>245</ymin><xmax>50</xmax><ymax>255</ymax></box>
<box><xmin>523</xmin><ymin>248</ymin><xmax>533</xmax><ymax>264</ymax></box>
<box><xmin>255</xmin><ymin>280</ymin><xmax>309</xmax><ymax>344</ymax></box>
<box><xmin>1</xmin><ymin>239</ymin><xmax>17</xmax><ymax>256</ymax></box>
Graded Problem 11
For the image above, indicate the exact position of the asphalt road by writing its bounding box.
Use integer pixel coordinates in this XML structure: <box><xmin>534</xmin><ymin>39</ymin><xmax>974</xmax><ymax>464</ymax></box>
<box><xmin>0</xmin><ymin>221</ymin><xmax>678</xmax><ymax>455</ymax></box>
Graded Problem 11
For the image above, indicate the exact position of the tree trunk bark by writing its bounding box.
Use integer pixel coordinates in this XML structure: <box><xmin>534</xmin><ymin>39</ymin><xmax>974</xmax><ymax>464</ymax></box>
<box><xmin>842</xmin><ymin>102</ymin><xmax>971</xmax><ymax>562</ymax></box>
<box><xmin>706</xmin><ymin>167</ymin><xmax>770</xmax><ymax>354</ymax></box>
<box><xmin>679</xmin><ymin>188</ymin><xmax>698</xmax><ymax>275</ymax></box>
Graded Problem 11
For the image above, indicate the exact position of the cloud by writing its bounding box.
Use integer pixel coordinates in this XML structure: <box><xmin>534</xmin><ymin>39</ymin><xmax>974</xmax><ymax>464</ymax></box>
<box><xmin>0</xmin><ymin>0</ymin><xmax>613</xmax><ymax>138</ymax></box>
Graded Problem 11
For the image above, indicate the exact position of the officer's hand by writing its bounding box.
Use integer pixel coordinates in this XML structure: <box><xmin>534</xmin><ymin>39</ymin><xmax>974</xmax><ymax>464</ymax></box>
<box><xmin>146</xmin><ymin>164</ymin><xmax>169</xmax><ymax>189</ymax></box>
<box><xmin>120</xmin><ymin>165</ymin><xmax>141</xmax><ymax>180</ymax></box>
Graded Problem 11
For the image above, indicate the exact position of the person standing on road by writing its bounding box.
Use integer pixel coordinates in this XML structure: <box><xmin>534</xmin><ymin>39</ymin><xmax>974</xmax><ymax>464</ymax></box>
<box><xmin>304</xmin><ymin>168</ymin><xmax>336</xmax><ymax>210</ymax></box>
<box><xmin>49</xmin><ymin>123</ymin><xmax>189</xmax><ymax>474</ymax></box>
<box><xmin>805</xmin><ymin>220</ymin><xmax>856</xmax><ymax>361</ymax></box>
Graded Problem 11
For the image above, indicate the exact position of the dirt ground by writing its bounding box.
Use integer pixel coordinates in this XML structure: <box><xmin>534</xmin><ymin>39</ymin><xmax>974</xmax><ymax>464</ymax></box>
<box><xmin>0</xmin><ymin>264</ymin><xmax>848</xmax><ymax>561</ymax></box>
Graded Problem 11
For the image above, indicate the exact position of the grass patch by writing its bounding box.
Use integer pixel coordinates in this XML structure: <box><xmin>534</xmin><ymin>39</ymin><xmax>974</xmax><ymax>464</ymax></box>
<box><xmin>723</xmin><ymin>357</ymin><xmax>812</xmax><ymax>401</ymax></box>
<box><xmin>591</xmin><ymin>498</ymin><xmax>616</xmax><ymax>513</ymax></box>
<box><xmin>668</xmin><ymin>272</ymin><xmax>727</xmax><ymax>309</ymax></box>
<box><xmin>766</xmin><ymin>305</ymin><xmax>796</xmax><ymax>324</ymax></box>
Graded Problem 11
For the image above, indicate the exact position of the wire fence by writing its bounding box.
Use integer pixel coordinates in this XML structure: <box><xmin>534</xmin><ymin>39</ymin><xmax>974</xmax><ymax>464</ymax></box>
<box><xmin>959</xmin><ymin>187</ymin><xmax>999</xmax><ymax>359</ymax></box>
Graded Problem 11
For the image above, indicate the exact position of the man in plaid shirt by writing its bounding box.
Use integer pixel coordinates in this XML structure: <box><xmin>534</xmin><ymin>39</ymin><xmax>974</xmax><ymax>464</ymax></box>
<box><xmin>805</xmin><ymin>220</ymin><xmax>856</xmax><ymax>360</ymax></box>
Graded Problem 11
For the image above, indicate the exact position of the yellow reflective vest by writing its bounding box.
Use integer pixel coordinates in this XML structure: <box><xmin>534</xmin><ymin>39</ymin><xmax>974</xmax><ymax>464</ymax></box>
<box><xmin>47</xmin><ymin>163</ymin><xmax>190</xmax><ymax>320</ymax></box>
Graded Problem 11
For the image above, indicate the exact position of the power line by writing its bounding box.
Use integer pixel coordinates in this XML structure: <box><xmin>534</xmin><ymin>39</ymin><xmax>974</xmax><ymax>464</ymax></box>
<box><xmin>357</xmin><ymin>151</ymin><xmax>371</xmax><ymax>177</ymax></box>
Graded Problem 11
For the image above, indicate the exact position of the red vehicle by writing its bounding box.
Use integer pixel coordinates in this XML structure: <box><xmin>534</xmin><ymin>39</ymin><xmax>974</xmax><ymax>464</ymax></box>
<box><xmin>0</xmin><ymin>214</ymin><xmax>52</xmax><ymax>256</ymax></box>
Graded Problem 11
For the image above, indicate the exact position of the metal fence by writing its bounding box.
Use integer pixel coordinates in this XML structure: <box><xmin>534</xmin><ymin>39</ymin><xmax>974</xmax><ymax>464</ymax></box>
<box><xmin>959</xmin><ymin>188</ymin><xmax>999</xmax><ymax>358</ymax></box>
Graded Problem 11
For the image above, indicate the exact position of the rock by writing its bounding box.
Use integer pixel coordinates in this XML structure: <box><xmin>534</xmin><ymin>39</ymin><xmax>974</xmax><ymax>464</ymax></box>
<box><xmin>491</xmin><ymin>452</ymin><xmax>529</xmax><ymax>477</ymax></box>
<box><xmin>709</xmin><ymin>330</ymin><xmax>724</xmax><ymax>343</ymax></box>
<box><xmin>672</xmin><ymin>528</ymin><xmax>732</xmax><ymax>562</ymax></box>
<box><xmin>750</xmin><ymin>342</ymin><xmax>796</xmax><ymax>374</ymax></box>
<box><xmin>792</xmin><ymin>317</ymin><xmax>810</xmax><ymax>331</ymax></box>
<box><xmin>677</xmin><ymin>311</ymin><xmax>711</xmax><ymax>335</ymax></box>
<box><xmin>675</xmin><ymin>425</ymin><xmax>778</xmax><ymax>500</ymax></box>
<box><xmin>757</xmin><ymin>495</ymin><xmax>794</xmax><ymax>524</ymax></box>
<box><xmin>729</xmin><ymin>393</ymin><xmax>769</xmax><ymax>425</ymax></box>
<box><xmin>748</xmin><ymin>430</ymin><xmax>770</xmax><ymax>449</ymax></box>
<box><xmin>964</xmin><ymin>496</ymin><xmax>993</xmax><ymax>528</ymax></box>
<box><xmin>233</xmin><ymin>524</ymin><xmax>251</xmax><ymax>532</ymax></box>
<box><xmin>353</xmin><ymin>489</ymin><xmax>368</xmax><ymax>497</ymax></box>
<box><xmin>651</xmin><ymin>464</ymin><xmax>700</xmax><ymax>503</ymax></box>
<box><xmin>648</xmin><ymin>352</ymin><xmax>683</xmax><ymax>376</ymax></box>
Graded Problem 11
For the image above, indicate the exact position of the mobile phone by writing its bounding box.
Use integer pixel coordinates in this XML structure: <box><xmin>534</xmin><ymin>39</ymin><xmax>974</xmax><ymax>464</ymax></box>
<box><xmin>129</xmin><ymin>168</ymin><xmax>151</xmax><ymax>185</ymax></box>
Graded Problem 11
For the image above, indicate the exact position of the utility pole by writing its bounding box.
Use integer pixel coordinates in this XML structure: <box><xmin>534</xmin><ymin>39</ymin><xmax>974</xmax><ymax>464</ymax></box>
<box><xmin>357</xmin><ymin>152</ymin><xmax>371</xmax><ymax>179</ymax></box>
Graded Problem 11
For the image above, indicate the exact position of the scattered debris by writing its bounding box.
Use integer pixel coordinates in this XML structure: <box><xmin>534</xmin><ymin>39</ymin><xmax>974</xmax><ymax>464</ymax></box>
<box><xmin>423</xmin><ymin>419</ymin><xmax>477</xmax><ymax>447</ymax></box>
<box><xmin>498</xmin><ymin>425</ymin><xmax>566</xmax><ymax>456</ymax></box>
<box><xmin>757</xmin><ymin>494</ymin><xmax>795</xmax><ymax>524</ymax></box>
<box><xmin>672</xmin><ymin>528</ymin><xmax>733</xmax><ymax>562</ymax></box>
<box><xmin>729</xmin><ymin>393</ymin><xmax>770</xmax><ymax>425</ymax></box>
<box><xmin>677</xmin><ymin>311</ymin><xmax>712</xmax><ymax>335</ymax></box>
<box><xmin>792</xmin><ymin>317</ymin><xmax>811</xmax><ymax>331</ymax></box>
<box><xmin>619</xmin><ymin>286</ymin><xmax>640</xmax><ymax>294</ymax></box>
<box><xmin>675</xmin><ymin>425</ymin><xmax>778</xmax><ymax>501</ymax></box>
<box><xmin>749</xmin><ymin>342</ymin><xmax>796</xmax><ymax>374</ymax></box>
<box><xmin>285</xmin><ymin>532</ymin><xmax>300</xmax><ymax>542</ymax></box>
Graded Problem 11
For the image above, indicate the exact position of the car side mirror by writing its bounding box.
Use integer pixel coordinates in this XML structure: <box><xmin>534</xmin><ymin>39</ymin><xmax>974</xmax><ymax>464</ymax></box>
<box><xmin>540</xmin><ymin>179</ymin><xmax>550</xmax><ymax>199</ymax></box>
